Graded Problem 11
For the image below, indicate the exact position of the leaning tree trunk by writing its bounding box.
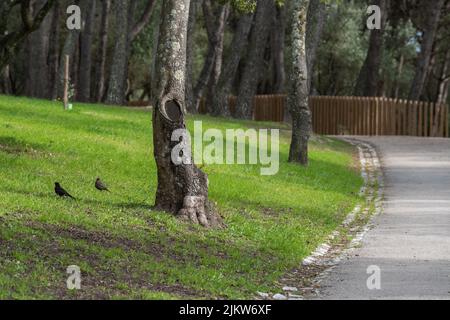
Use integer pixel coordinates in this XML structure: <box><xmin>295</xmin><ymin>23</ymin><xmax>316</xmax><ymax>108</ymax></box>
<box><xmin>408</xmin><ymin>0</ymin><xmax>445</xmax><ymax>101</ymax></box>
<box><xmin>212</xmin><ymin>13</ymin><xmax>254</xmax><ymax>117</ymax></box>
<box><xmin>151</xmin><ymin>0</ymin><xmax>222</xmax><ymax>228</ymax></box>
<box><xmin>288</xmin><ymin>0</ymin><xmax>311</xmax><ymax>166</ymax></box>
<box><xmin>235</xmin><ymin>0</ymin><xmax>275</xmax><ymax>120</ymax></box>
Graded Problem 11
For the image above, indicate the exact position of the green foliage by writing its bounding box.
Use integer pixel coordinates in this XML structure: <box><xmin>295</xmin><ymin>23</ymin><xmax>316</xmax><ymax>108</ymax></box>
<box><xmin>0</xmin><ymin>95</ymin><xmax>363</xmax><ymax>299</ymax></box>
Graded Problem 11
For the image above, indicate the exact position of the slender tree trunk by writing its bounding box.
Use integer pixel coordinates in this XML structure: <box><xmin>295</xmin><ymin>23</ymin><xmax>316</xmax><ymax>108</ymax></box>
<box><xmin>235</xmin><ymin>0</ymin><xmax>275</xmax><ymax>119</ymax></box>
<box><xmin>271</xmin><ymin>4</ymin><xmax>287</xmax><ymax>93</ymax></box>
<box><xmin>95</xmin><ymin>0</ymin><xmax>111</xmax><ymax>102</ymax></box>
<box><xmin>57</xmin><ymin>0</ymin><xmax>83</xmax><ymax>99</ymax></box>
<box><xmin>288</xmin><ymin>0</ymin><xmax>311</xmax><ymax>166</ymax></box>
<box><xmin>393</xmin><ymin>53</ymin><xmax>404</xmax><ymax>99</ymax></box>
<box><xmin>48</xmin><ymin>1</ymin><xmax>60</xmax><ymax>100</ymax></box>
<box><xmin>408</xmin><ymin>0</ymin><xmax>445</xmax><ymax>101</ymax></box>
<box><xmin>436</xmin><ymin>49</ymin><xmax>450</xmax><ymax>105</ymax></box>
<box><xmin>77</xmin><ymin>0</ymin><xmax>96</xmax><ymax>102</ymax></box>
<box><xmin>105</xmin><ymin>0</ymin><xmax>130</xmax><ymax>105</ymax></box>
<box><xmin>185</xmin><ymin>0</ymin><xmax>202</xmax><ymax>113</ymax></box>
<box><xmin>192</xmin><ymin>0</ymin><xmax>229</xmax><ymax>113</ymax></box>
<box><xmin>353</xmin><ymin>0</ymin><xmax>387</xmax><ymax>97</ymax></box>
<box><xmin>151</xmin><ymin>0</ymin><xmax>222</xmax><ymax>227</ymax></box>
<box><xmin>212</xmin><ymin>13</ymin><xmax>253</xmax><ymax>117</ymax></box>
<box><xmin>204</xmin><ymin>4</ymin><xmax>230</xmax><ymax>114</ymax></box>
<box><xmin>306</xmin><ymin>0</ymin><xmax>326</xmax><ymax>94</ymax></box>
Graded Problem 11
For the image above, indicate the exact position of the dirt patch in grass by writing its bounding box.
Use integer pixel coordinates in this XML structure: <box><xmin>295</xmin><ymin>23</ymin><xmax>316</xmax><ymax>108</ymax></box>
<box><xmin>0</xmin><ymin>136</ymin><xmax>53</xmax><ymax>158</ymax></box>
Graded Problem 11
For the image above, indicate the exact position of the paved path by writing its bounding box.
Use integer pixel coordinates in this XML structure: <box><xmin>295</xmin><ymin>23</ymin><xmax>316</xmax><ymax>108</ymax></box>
<box><xmin>316</xmin><ymin>137</ymin><xmax>450</xmax><ymax>300</ymax></box>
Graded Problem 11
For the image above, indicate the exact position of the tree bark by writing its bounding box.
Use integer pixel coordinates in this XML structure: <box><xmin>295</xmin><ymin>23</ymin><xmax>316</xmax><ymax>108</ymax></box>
<box><xmin>77</xmin><ymin>0</ymin><xmax>96</xmax><ymax>102</ymax></box>
<box><xmin>185</xmin><ymin>0</ymin><xmax>202</xmax><ymax>113</ymax></box>
<box><xmin>151</xmin><ymin>0</ymin><xmax>222</xmax><ymax>228</ymax></box>
<box><xmin>271</xmin><ymin>4</ymin><xmax>287</xmax><ymax>93</ymax></box>
<box><xmin>192</xmin><ymin>0</ymin><xmax>229</xmax><ymax>113</ymax></box>
<box><xmin>288</xmin><ymin>0</ymin><xmax>311</xmax><ymax>166</ymax></box>
<box><xmin>306</xmin><ymin>0</ymin><xmax>326</xmax><ymax>95</ymax></box>
<box><xmin>353</xmin><ymin>0</ymin><xmax>387</xmax><ymax>97</ymax></box>
<box><xmin>436</xmin><ymin>49</ymin><xmax>450</xmax><ymax>105</ymax></box>
<box><xmin>235</xmin><ymin>0</ymin><xmax>275</xmax><ymax>120</ymax></box>
<box><xmin>105</xmin><ymin>0</ymin><xmax>130</xmax><ymax>105</ymax></box>
<box><xmin>94</xmin><ymin>0</ymin><xmax>111</xmax><ymax>103</ymax></box>
<box><xmin>48</xmin><ymin>1</ymin><xmax>60</xmax><ymax>100</ymax></box>
<box><xmin>212</xmin><ymin>13</ymin><xmax>254</xmax><ymax>117</ymax></box>
<box><xmin>24</xmin><ymin>0</ymin><xmax>53</xmax><ymax>99</ymax></box>
<box><xmin>408</xmin><ymin>0</ymin><xmax>445</xmax><ymax>101</ymax></box>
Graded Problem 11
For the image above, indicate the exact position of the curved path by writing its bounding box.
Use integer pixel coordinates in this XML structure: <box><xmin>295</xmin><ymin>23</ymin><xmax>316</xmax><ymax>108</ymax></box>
<box><xmin>316</xmin><ymin>137</ymin><xmax>450</xmax><ymax>300</ymax></box>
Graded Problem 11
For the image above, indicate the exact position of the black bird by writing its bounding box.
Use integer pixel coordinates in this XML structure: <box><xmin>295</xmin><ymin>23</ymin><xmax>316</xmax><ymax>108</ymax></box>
<box><xmin>95</xmin><ymin>177</ymin><xmax>110</xmax><ymax>192</ymax></box>
<box><xmin>54</xmin><ymin>182</ymin><xmax>75</xmax><ymax>199</ymax></box>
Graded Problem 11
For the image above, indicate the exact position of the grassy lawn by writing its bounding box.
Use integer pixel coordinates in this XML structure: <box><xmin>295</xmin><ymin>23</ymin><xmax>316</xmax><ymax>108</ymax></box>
<box><xmin>0</xmin><ymin>95</ymin><xmax>363</xmax><ymax>299</ymax></box>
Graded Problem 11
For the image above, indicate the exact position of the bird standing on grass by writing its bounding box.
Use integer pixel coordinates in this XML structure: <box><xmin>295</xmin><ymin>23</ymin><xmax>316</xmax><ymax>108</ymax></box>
<box><xmin>54</xmin><ymin>182</ymin><xmax>76</xmax><ymax>199</ymax></box>
<box><xmin>95</xmin><ymin>177</ymin><xmax>110</xmax><ymax>192</ymax></box>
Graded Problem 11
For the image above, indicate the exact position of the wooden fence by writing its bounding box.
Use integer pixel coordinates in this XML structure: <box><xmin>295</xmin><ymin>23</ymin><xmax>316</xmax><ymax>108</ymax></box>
<box><xmin>200</xmin><ymin>95</ymin><xmax>449</xmax><ymax>137</ymax></box>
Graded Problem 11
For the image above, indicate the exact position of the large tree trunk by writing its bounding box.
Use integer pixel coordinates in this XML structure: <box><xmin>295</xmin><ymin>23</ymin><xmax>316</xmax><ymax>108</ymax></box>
<box><xmin>306</xmin><ymin>0</ymin><xmax>326</xmax><ymax>95</ymax></box>
<box><xmin>212</xmin><ymin>13</ymin><xmax>253</xmax><ymax>117</ymax></box>
<box><xmin>288</xmin><ymin>0</ymin><xmax>311</xmax><ymax>166</ymax></box>
<box><xmin>271</xmin><ymin>4</ymin><xmax>287</xmax><ymax>93</ymax></box>
<box><xmin>408</xmin><ymin>0</ymin><xmax>445</xmax><ymax>101</ymax></box>
<box><xmin>185</xmin><ymin>0</ymin><xmax>202</xmax><ymax>113</ymax></box>
<box><xmin>105</xmin><ymin>0</ymin><xmax>130</xmax><ymax>105</ymax></box>
<box><xmin>151</xmin><ymin>0</ymin><xmax>222</xmax><ymax>228</ymax></box>
<box><xmin>235</xmin><ymin>0</ymin><xmax>275</xmax><ymax>120</ymax></box>
<box><xmin>353</xmin><ymin>0</ymin><xmax>387</xmax><ymax>97</ymax></box>
<box><xmin>192</xmin><ymin>0</ymin><xmax>229</xmax><ymax>113</ymax></box>
<box><xmin>94</xmin><ymin>0</ymin><xmax>111</xmax><ymax>103</ymax></box>
<box><xmin>77</xmin><ymin>0</ymin><xmax>96</xmax><ymax>102</ymax></box>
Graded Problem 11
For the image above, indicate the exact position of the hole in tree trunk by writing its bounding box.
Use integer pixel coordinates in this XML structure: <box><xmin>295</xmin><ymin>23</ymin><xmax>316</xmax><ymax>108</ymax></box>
<box><xmin>161</xmin><ymin>99</ymin><xmax>182</xmax><ymax>122</ymax></box>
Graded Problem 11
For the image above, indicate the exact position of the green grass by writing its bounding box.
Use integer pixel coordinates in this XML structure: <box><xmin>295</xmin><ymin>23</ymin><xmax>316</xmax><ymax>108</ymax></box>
<box><xmin>0</xmin><ymin>95</ymin><xmax>363</xmax><ymax>299</ymax></box>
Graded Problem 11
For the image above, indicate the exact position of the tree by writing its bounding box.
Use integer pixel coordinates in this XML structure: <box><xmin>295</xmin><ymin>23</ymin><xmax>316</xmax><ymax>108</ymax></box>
<box><xmin>0</xmin><ymin>0</ymin><xmax>56</xmax><ymax>70</ymax></box>
<box><xmin>94</xmin><ymin>0</ymin><xmax>111</xmax><ymax>102</ymax></box>
<box><xmin>151</xmin><ymin>0</ymin><xmax>222</xmax><ymax>227</ymax></box>
<box><xmin>353</xmin><ymin>0</ymin><xmax>388</xmax><ymax>97</ymax></box>
<box><xmin>212</xmin><ymin>12</ymin><xmax>254</xmax><ymax>117</ymax></box>
<box><xmin>235</xmin><ymin>0</ymin><xmax>275</xmax><ymax>119</ymax></box>
<box><xmin>408</xmin><ymin>0</ymin><xmax>445</xmax><ymax>101</ymax></box>
<box><xmin>78</xmin><ymin>0</ymin><xmax>96</xmax><ymax>102</ymax></box>
<box><xmin>288</xmin><ymin>0</ymin><xmax>311</xmax><ymax>166</ymax></box>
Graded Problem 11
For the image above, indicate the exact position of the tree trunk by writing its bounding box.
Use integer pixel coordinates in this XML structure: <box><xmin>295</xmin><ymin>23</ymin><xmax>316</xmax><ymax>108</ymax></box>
<box><xmin>94</xmin><ymin>0</ymin><xmax>111</xmax><ymax>103</ymax></box>
<box><xmin>353</xmin><ymin>0</ymin><xmax>387</xmax><ymax>97</ymax></box>
<box><xmin>192</xmin><ymin>0</ymin><xmax>229</xmax><ymax>113</ymax></box>
<box><xmin>25</xmin><ymin>0</ymin><xmax>53</xmax><ymax>99</ymax></box>
<box><xmin>57</xmin><ymin>0</ymin><xmax>83</xmax><ymax>99</ymax></box>
<box><xmin>77</xmin><ymin>0</ymin><xmax>96</xmax><ymax>102</ymax></box>
<box><xmin>105</xmin><ymin>0</ymin><xmax>130</xmax><ymax>105</ymax></box>
<box><xmin>288</xmin><ymin>0</ymin><xmax>311</xmax><ymax>166</ymax></box>
<box><xmin>212</xmin><ymin>13</ymin><xmax>253</xmax><ymax>117</ymax></box>
<box><xmin>151</xmin><ymin>0</ymin><xmax>222</xmax><ymax>228</ymax></box>
<box><xmin>271</xmin><ymin>4</ymin><xmax>287</xmax><ymax>93</ymax></box>
<box><xmin>185</xmin><ymin>0</ymin><xmax>202</xmax><ymax>113</ymax></box>
<box><xmin>204</xmin><ymin>4</ymin><xmax>230</xmax><ymax>114</ymax></box>
<box><xmin>408</xmin><ymin>0</ymin><xmax>445</xmax><ymax>101</ymax></box>
<box><xmin>306</xmin><ymin>0</ymin><xmax>326</xmax><ymax>94</ymax></box>
<box><xmin>436</xmin><ymin>49</ymin><xmax>450</xmax><ymax>105</ymax></box>
<box><xmin>235</xmin><ymin>0</ymin><xmax>275</xmax><ymax>120</ymax></box>
<box><xmin>48</xmin><ymin>1</ymin><xmax>60</xmax><ymax>100</ymax></box>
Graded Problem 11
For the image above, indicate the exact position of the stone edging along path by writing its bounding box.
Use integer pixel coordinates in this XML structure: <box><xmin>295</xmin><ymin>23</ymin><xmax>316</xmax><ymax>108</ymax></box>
<box><xmin>256</xmin><ymin>138</ymin><xmax>384</xmax><ymax>300</ymax></box>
